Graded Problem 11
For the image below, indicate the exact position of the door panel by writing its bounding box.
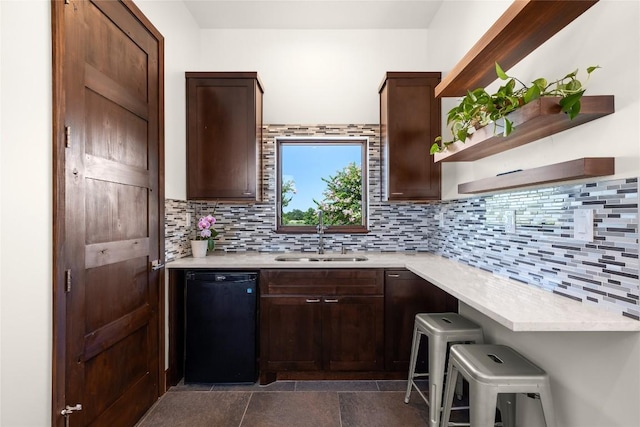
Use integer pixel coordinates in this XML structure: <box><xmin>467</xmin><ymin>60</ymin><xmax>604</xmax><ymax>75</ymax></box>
<box><xmin>84</xmin><ymin>89</ymin><xmax>148</xmax><ymax>167</ymax></box>
<box><xmin>85</xmin><ymin>258</ymin><xmax>149</xmax><ymax>332</ymax></box>
<box><xmin>85</xmin><ymin>180</ymin><xmax>148</xmax><ymax>244</ymax></box>
<box><xmin>85</xmin><ymin>1</ymin><xmax>149</xmax><ymax>100</ymax></box>
<box><xmin>261</xmin><ymin>296</ymin><xmax>323</xmax><ymax>372</ymax></box>
<box><xmin>52</xmin><ymin>1</ymin><xmax>164</xmax><ymax>426</ymax></box>
<box><xmin>323</xmin><ymin>296</ymin><xmax>384</xmax><ymax>371</ymax></box>
<box><xmin>83</xmin><ymin>326</ymin><xmax>150</xmax><ymax>420</ymax></box>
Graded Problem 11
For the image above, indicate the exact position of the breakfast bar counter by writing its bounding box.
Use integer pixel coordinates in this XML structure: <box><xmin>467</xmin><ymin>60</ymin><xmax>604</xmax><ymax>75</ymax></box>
<box><xmin>167</xmin><ymin>252</ymin><xmax>640</xmax><ymax>332</ymax></box>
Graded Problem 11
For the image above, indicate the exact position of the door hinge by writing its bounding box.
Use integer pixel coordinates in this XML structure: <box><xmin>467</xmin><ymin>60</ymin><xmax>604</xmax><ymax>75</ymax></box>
<box><xmin>65</xmin><ymin>126</ymin><xmax>71</xmax><ymax>148</ymax></box>
<box><xmin>65</xmin><ymin>269</ymin><xmax>72</xmax><ymax>293</ymax></box>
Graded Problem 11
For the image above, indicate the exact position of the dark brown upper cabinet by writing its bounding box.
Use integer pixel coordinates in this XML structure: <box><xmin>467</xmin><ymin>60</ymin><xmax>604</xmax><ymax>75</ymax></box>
<box><xmin>186</xmin><ymin>72</ymin><xmax>263</xmax><ymax>201</ymax></box>
<box><xmin>379</xmin><ymin>72</ymin><xmax>442</xmax><ymax>201</ymax></box>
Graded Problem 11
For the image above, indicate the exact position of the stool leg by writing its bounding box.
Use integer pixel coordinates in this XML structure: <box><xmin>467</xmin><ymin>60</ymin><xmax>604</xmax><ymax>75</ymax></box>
<box><xmin>428</xmin><ymin>336</ymin><xmax>448</xmax><ymax>427</ymax></box>
<box><xmin>404</xmin><ymin>325</ymin><xmax>421</xmax><ymax>403</ymax></box>
<box><xmin>454</xmin><ymin>369</ymin><xmax>464</xmax><ymax>401</ymax></box>
<box><xmin>497</xmin><ymin>393</ymin><xmax>516</xmax><ymax>427</ymax></box>
<box><xmin>469</xmin><ymin>383</ymin><xmax>498</xmax><ymax>427</ymax></box>
<box><xmin>440</xmin><ymin>358</ymin><xmax>458</xmax><ymax>427</ymax></box>
<box><xmin>539</xmin><ymin>380</ymin><xmax>556</xmax><ymax>427</ymax></box>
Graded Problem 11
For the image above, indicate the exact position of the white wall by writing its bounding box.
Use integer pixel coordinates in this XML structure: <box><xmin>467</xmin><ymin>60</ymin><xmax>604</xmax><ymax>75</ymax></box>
<box><xmin>428</xmin><ymin>0</ymin><xmax>640</xmax><ymax>200</ymax></box>
<box><xmin>0</xmin><ymin>1</ymin><xmax>199</xmax><ymax>425</ymax></box>
<box><xmin>135</xmin><ymin>0</ymin><xmax>200</xmax><ymax>199</ymax></box>
<box><xmin>1</xmin><ymin>1</ymin><xmax>52</xmax><ymax>426</ymax></box>
<box><xmin>198</xmin><ymin>28</ymin><xmax>429</xmax><ymax>124</ymax></box>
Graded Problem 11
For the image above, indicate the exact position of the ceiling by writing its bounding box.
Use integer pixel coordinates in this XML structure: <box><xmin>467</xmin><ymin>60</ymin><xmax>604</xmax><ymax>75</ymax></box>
<box><xmin>182</xmin><ymin>0</ymin><xmax>444</xmax><ymax>30</ymax></box>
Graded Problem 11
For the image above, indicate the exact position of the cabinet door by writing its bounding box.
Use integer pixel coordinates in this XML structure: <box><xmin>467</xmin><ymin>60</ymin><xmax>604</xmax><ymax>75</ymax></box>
<box><xmin>186</xmin><ymin>74</ymin><xmax>262</xmax><ymax>200</ymax></box>
<box><xmin>260</xmin><ymin>296</ymin><xmax>323</xmax><ymax>372</ymax></box>
<box><xmin>322</xmin><ymin>296</ymin><xmax>384</xmax><ymax>371</ymax></box>
<box><xmin>380</xmin><ymin>73</ymin><xmax>441</xmax><ymax>201</ymax></box>
<box><xmin>384</xmin><ymin>270</ymin><xmax>458</xmax><ymax>371</ymax></box>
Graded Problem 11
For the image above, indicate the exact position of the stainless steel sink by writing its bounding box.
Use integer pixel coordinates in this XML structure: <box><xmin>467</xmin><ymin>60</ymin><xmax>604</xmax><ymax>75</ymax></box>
<box><xmin>274</xmin><ymin>254</ymin><xmax>368</xmax><ymax>262</ymax></box>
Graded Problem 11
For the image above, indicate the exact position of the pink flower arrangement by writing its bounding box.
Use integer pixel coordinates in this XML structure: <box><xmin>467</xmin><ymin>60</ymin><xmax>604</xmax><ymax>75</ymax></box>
<box><xmin>196</xmin><ymin>214</ymin><xmax>219</xmax><ymax>240</ymax></box>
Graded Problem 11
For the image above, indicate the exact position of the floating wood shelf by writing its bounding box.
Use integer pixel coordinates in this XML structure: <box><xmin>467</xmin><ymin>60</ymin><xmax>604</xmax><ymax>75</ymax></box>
<box><xmin>433</xmin><ymin>95</ymin><xmax>614</xmax><ymax>163</ymax></box>
<box><xmin>435</xmin><ymin>0</ymin><xmax>600</xmax><ymax>97</ymax></box>
<box><xmin>458</xmin><ymin>157</ymin><xmax>615</xmax><ymax>194</ymax></box>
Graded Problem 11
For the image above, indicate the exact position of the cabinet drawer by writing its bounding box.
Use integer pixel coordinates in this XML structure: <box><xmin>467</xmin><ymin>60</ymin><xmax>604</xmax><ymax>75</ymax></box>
<box><xmin>385</xmin><ymin>269</ymin><xmax>419</xmax><ymax>280</ymax></box>
<box><xmin>261</xmin><ymin>269</ymin><xmax>383</xmax><ymax>295</ymax></box>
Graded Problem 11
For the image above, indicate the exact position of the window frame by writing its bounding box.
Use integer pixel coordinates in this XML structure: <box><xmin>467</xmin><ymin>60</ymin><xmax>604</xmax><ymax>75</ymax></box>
<box><xmin>275</xmin><ymin>137</ymin><xmax>369</xmax><ymax>234</ymax></box>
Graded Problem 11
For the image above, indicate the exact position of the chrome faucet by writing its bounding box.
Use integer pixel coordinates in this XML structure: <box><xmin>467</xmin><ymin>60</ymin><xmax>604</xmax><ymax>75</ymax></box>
<box><xmin>316</xmin><ymin>211</ymin><xmax>326</xmax><ymax>254</ymax></box>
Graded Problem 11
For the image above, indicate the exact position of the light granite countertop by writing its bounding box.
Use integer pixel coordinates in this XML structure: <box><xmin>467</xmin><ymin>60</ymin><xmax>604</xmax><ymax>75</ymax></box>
<box><xmin>167</xmin><ymin>252</ymin><xmax>640</xmax><ymax>332</ymax></box>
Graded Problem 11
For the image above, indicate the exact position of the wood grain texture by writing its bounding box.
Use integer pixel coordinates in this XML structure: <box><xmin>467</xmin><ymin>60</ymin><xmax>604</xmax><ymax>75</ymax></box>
<box><xmin>458</xmin><ymin>157</ymin><xmax>615</xmax><ymax>194</ymax></box>
<box><xmin>379</xmin><ymin>72</ymin><xmax>441</xmax><ymax>201</ymax></box>
<box><xmin>186</xmin><ymin>73</ymin><xmax>263</xmax><ymax>200</ymax></box>
<box><xmin>435</xmin><ymin>0</ymin><xmax>600</xmax><ymax>97</ymax></box>
<box><xmin>434</xmin><ymin>96</ymin><xmax>614</xmax><ymax>163</ymax></box>
<box><xmin>259</xmin><ymin>269</ymin><xmax>385</xmax><ymax>383</ymax></box>
<box><xmin>52</xmin><ymin>1</ymin><xmax>165</xmax><ymax>425</ymax></box>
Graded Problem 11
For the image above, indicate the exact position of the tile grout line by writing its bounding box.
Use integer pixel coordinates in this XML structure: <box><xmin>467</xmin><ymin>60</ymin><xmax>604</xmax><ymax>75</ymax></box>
<box><xmin>237</xmin><ymin>391</ymin><xmax>253</xmax><ymax>427</ymax></box>
<box><xmin>337</xmin><ymin>391</ymin><xmax>344</xmax><ymax>427</ymax></box>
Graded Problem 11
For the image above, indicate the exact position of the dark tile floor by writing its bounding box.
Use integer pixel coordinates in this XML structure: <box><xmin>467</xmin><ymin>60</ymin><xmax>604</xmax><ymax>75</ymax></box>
<box><xmin>136</xmin><ymin>380</ymin><xmax>470</xmax><ymax>427</ymax></box>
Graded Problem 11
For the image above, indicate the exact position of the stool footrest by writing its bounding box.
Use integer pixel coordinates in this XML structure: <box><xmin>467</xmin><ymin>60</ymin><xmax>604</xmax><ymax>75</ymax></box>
<box><xmin>410</xmin><ymin>373</ymin><xmax>430</xmax><ymax>378</ymax></box>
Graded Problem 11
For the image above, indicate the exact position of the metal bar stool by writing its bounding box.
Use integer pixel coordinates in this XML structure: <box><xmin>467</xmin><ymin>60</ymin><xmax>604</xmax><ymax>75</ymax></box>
<box><xmin>404</xmin><ymin>313</ymin><xmax>484</xmax><ymax>427</ymax></box>
<box><xmin>441</xmin><ymin>344</ymin><xmax>556</xmax><ymax>427</ymax></box>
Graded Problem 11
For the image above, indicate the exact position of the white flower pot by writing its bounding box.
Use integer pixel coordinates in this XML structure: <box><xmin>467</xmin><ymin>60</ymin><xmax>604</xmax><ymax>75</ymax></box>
<box><xmin>191</xmin><ymin>240</ymin><xmax>208</xmax><ymax>258</ymax></box>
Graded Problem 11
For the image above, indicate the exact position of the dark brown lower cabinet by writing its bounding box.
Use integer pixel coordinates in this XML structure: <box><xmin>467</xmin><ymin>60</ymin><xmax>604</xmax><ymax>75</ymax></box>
<box><xmin>259</xmin><ymin>269</ymin><xmax>384</xmax><ymax>383</ymax></box>
<box><xmin>170</xmin><ymin>267</ymin><xmax>459</xmax><ymax>385</ymax></box>
<box><xmin>322</xmin><ymin>295</ymin><xmax>384</xmax><ymax>371</ymax></box>
<box><xmin>384</xmin><ymin>269</ymin><xmax>458</xmax><ymax>372</ymax></box>
<box><xmin>260</xmin><ymin>296</ymin><xmax>324</xmax><ymax>373</ymax></box>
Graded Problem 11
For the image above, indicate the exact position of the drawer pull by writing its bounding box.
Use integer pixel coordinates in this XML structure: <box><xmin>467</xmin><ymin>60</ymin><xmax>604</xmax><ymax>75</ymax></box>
<box><xmin>305</xmin><ymin>298</ymin><xmax>321</xmax><ymax>303</ymax></box>
<box><xmin>387</xmin><ymin>274</ymin><xmax>400</xmax><ymax>278</ymax></box>
<box><xmin>324</xmin><ymin>299</ymin><xmax>339</xmax><ymax>303</ymax></box>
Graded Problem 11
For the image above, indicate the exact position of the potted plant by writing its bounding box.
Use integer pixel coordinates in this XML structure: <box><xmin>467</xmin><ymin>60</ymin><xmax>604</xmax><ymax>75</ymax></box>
<box><xmin>191</xmin><ymin>213</ymin><xmax>219</xmax><ymax>258</ymax></box>
<box><xmin>431</xmin><ymin>63</ymin><xmax>600</xmax><ymax>155</ymax></box>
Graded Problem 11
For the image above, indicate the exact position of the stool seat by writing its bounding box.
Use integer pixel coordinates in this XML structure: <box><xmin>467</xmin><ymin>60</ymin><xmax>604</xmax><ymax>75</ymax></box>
<box><xmin>442</xmin><ymin>344</ymin><xmax>556</xmax><ymax>427</ymax></box>
<box><xmin>415</xmin><ymin>313</ymin><xmax>485</xmax><ymax>337</ymax></box>
<box><xmin>404</xmin><ymin>313</ymin><xmax>484</xmax><ymax>427</ymax></box>
<box><xmin>452</xmin><ymin>344</ymin><xmax>548</xmax><ymax>385</ymax></box>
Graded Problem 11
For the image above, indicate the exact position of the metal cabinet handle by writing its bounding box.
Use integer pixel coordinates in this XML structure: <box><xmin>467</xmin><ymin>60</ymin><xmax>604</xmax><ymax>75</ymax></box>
<box><xmin>324</xmin><ymin>299</ymin><xmax>339</xmax><ymax>303</ymax></box>
<box><xmin>387</xmin><ymin>274</ymin><xmax>400</xmax><ymax>278</ymax></box>
<box><xmin>391</xmin><ymin>192</ymin><xmax>404</xmax><ymax>195</ymax></box>
<box><xmin>305</xmin><ymin>298</ymin><xmax>321</xmax><ymax>303</ymax></box>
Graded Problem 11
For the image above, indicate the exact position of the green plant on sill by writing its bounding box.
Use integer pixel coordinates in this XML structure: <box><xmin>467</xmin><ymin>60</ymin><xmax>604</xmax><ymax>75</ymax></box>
<box><xmin>430</xmin><ymin>63</ymin><xmax>600</xmax><ymax>155</ymax></box>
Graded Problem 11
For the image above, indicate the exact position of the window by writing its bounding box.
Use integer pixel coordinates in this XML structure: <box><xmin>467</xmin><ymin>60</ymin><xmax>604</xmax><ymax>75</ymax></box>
<box><xmin>276</xmin><ymin>137</ymin><xmax>368</xmax><ymax>233</ymax></box>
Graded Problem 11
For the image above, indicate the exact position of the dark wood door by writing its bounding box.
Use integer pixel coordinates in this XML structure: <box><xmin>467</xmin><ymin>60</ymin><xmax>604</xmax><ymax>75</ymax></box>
<box><xmin>186</xmin><ymin>73</ymin><xmax>263</xmax><ymax>201</ymax></box>
<box><xmin>380</xmin><ymin>72</ymin><xmax>441</xmax><ymax>201</ymax></box>
<box><xmin>384</xmin><ymin>270</ymin><xmax>458</xmax><ymax>371</ymax></box>
<box><xmin>260</xmin><ymin>296</ymin><xmax>323</xmax><ymax>372</ymax></box>
<box><xmin>52</xmin><ymin>1</ymin><xmax>164</xmax><ymax>426</ymax></box>
<box><xmin>322</xmin><ymin>296</ymin><xmax>384</xmax><ymax>371</ymax></box>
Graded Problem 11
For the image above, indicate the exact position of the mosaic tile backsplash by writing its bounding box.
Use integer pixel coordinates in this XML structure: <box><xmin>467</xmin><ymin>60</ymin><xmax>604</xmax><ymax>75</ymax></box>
<box><xmin>165</xmin><ymin>124</ymin><xmax>639</xmax><ymax>320</ymax></box>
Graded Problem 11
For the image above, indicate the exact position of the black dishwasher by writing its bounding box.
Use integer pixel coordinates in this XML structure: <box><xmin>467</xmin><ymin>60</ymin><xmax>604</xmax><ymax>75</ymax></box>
<box><xmin>184</xmin><ymin>271</ymin><xmax>258</xmax><ymax>383</ymax></box>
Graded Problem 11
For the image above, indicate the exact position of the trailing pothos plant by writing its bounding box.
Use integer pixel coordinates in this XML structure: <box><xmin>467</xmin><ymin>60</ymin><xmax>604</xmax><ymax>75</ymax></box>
<box><xmin>430</xmin><ymin>63</ymin><xmax>600</xmax><ymax>155</ymax></box>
